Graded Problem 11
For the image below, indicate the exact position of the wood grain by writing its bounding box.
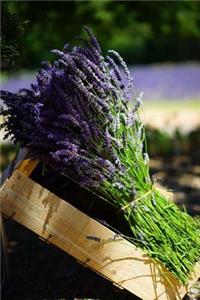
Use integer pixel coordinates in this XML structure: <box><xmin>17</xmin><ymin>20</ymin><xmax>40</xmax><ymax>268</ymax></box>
<box><xmin>1</xmin><ymin>168</ymin><xmax>199</xmax><ymax>300</ymax></box>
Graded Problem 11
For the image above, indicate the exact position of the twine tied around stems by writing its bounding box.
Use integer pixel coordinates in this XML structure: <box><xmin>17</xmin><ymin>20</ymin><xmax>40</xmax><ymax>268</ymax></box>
<box><xmin>121</xmin><ymin>190</ymin><xmax>153</xmax><ymax>211</ymax></box>
<box><xmin>121</xmin><ymin>183</ymin><xmax>172</xmax><ymax>211</ymax></box>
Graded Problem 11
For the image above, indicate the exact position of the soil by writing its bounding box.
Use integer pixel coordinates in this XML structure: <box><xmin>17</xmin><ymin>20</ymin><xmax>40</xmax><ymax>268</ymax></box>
<box><xmin>1</xmin><ymin>154</ymin><xmax>200</xmax><ymax>300</ymax></box>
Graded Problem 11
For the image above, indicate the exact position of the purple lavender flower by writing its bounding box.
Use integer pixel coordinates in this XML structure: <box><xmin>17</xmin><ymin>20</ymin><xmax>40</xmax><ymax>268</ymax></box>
<box><xmin>0</xmin><ymin>27</ymin><xmax>137</xmax><ymax>195</ymax></box>
<box><xmin>106</xmin><ymin>55</ymin><xmax>122</xmax><ymax>83</ymax></box>
<box><xmin>83</xmin><ymin>26</ymin><xmax>101</xmax><ymax>54</ymax></box>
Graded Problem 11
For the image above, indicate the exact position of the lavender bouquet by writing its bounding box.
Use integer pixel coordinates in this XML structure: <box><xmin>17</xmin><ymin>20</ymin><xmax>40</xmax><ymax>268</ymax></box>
<box><xmin>1</xmin><ymin>28</ymin><xmax>200</xmax><ymax>284</ymax></box>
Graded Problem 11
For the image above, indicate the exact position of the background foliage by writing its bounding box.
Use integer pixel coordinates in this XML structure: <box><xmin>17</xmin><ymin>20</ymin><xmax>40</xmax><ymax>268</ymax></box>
<box><xmin>2</xmin><ymin>1</ymin><xmax>200</xmax><ymax>70</ymax></box>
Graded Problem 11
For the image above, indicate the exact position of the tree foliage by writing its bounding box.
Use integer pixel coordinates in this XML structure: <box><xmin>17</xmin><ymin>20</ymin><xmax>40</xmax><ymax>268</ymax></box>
<box><xmin>4</xmin><ymin>1</ymin><xmax>200</xmax><ymax>69</ymax></box>
<box><xmin>1</xmin><ymin>2</ymin><xmax>26</xmax><ymax>70</ymax></box>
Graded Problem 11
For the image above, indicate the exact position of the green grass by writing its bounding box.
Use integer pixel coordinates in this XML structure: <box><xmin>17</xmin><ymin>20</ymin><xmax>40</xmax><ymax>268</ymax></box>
<box><xmin>143</xmin><ymin>99</ymin><xmax>200</xmax><ymax>110</ymax></box>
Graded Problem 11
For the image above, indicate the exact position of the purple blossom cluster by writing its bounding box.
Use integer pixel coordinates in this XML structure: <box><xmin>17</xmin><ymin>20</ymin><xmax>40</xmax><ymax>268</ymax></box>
<box><xmin>0</xmin><ymin>27</ymin><xmax>139</xmax><ymax>192</ymax></box>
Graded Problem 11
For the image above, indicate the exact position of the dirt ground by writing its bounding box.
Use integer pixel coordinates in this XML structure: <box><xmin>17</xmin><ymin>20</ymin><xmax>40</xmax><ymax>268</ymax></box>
<box><xmin>141</xmin><ymin>103</ymin><xmax>200</xmax><ymax>134</ymax></box>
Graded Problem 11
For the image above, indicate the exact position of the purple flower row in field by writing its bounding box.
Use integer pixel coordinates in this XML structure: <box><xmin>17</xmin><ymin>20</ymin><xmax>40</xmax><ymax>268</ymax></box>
<box><xmin>1</xmin><ymin>63</ymin><xmax>200</xmax><ymax>101</ymax></box>
<box><xmin>131</xmin><ymin>63</ymin><xmax>200</xmax><ymax>100</ymax></box>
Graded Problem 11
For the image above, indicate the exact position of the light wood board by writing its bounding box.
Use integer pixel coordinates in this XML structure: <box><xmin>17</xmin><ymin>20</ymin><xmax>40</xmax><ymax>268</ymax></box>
<box><xmin>0</xmin><ymin>165</ymin><xmax>199</xmax><ymax>300</ymax></box>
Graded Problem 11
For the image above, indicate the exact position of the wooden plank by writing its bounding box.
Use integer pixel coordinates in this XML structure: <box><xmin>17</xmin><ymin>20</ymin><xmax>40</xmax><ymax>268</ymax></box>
<box><xmin>17</xmin><ymin>158</ymin><xmax>39</xmax><ymax>176</ymax></box>
<box><xmin>0</xmin><ymin>170</ymin><xmax>199</xmax><ymax>300</ymax></box>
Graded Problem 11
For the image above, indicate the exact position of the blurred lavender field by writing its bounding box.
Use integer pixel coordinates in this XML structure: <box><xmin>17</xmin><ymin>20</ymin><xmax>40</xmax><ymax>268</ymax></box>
<box><xmin>1</xmin><ymin>63</ymin><xmax>200</xmax><ymax>101</ymax></box>
<box><xmin>1</xmin><ymin>73</ymin><xmax>36</xmax><ymax>94</ymax></box>
<box><xmin>132</xmin><ymin>63</ymin><xmax>200</xmax><ymax>101</ymax></box>
<box><xmin>1</xmin><ymin>63</ymin><xmax>200</xmax><ymax>140</ymax></box>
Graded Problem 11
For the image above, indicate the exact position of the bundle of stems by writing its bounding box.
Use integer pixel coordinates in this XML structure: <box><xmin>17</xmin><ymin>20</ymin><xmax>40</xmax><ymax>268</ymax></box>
<box><xmin>1</xmin><ymin>27</ymin><xmax>200</xmax><ymax>284</ymax></box>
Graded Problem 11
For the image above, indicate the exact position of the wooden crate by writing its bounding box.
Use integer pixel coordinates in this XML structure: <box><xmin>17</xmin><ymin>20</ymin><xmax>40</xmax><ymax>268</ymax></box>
<box><xmin>0</xmin><ymin>152</ymin><xmax>199</xmax><ymax>300</ymax></box>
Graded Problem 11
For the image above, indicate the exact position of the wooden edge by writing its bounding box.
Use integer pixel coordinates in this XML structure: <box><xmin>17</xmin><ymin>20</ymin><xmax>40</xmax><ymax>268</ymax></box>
<box><xmin>17</xmin><ymin>159</ymin><xmax>39</xmax><ymax>177</ymax></box>
<box><xmin>1</xmin><ymin>169</ymin><xmax>199</xmax><ymax>300</ymax></box>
